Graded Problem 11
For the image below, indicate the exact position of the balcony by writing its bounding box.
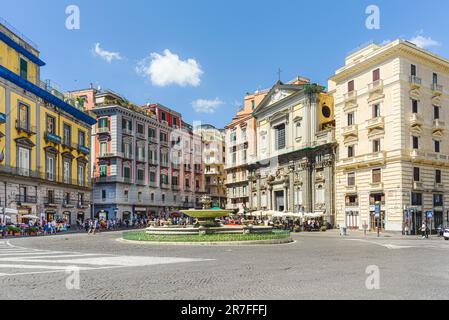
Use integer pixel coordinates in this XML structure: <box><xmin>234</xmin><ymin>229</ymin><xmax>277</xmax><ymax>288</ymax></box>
<box><xmin>338</xmin><ymin>152</ymin><xmax>386</xmax><ymax>170</ymax></box>
<box><xmin>366</xmin><ymin>116</ymin><xmax>385</xmax><ymax>131</ymax></box>
<box><xmin>122</xmin><ymin>128</ymin><xmax>133</xmax><ymax>136</ymax></box>
<box><xmin>368</xmin><ymin>79</ymin><xmax>383</xmax><ymax>94</ymax></box>
<box><xmin>149</xmin><ymin>181</ymin><xmax>158</xmax><ymax>188</ymax></box>
<box><xmin>433</xmin><ymin>119</ymin><xmax>445</xmax><ymax>132</ymax></box>
<box><xmin>342</xmin><ymin>124</ymin><xmax>358</xmax><ymax>137</ymax></box>
<box><xmin>409</xmin><ymin>113</ymin><xmax>423</xmax><ymax>126</ymax></box>
<box><xmin>98</xmin><ymin>152</ymin><xmax>120</xmax><ymax>159</ymax></box>
<box><xmin>15</xmin><ymin>121</ymin><xmax>36</xmax><ymax>135</ymax></box>
<box><xmin>172</xmin><ymin>185</ymin><xmax>180</xmax><ymax>191</ymax></box>
<box><xmin>77</xmin><ymin>144</ymin><xmax>90</xmax><ymax>155</ymax></box>
<box><xmin>96</xmin><ymin>127</ymin><xmax>110</xmax><ymax>135</ymax></box>
<box><xmin>345</xmin><ymin>202</ymin><xmax>359</xmax><ymax>208</ymax></box>
<box><xmin>15</xmin><ymin>195</ymin><xmax>37</xmax><ymax>204</ymax></box>
<box><xmin>413</xmin><ymin>181</ymin><xmax>424</xmax><ymax>190</ymax></box>
<box><xmin>432</xmin><ymin>83</ymin><xmax>443</xmax><ymax>96</ymax></box>
<box><xmin>44</xmin><ymin>197</ymin><xmax>62</xmax><ymax>206</ymax></box>
<box><xmin>0</xmin><ymin>112</ymin><xmax>6</xmax><ymax>123</ymax></box>
<box><xmin>184</xmin><ymin>164</ymin><xmax>192</xmax><ymax>172</ymax></box>
<box><xmin>44</xmin><ymin>132</ymin><xmax>61</xmax><ymax>144</ymax></box>
<box><xmin>345</xmin><ymin>185</ymin><xmax>357</xmax><ymax>193</ymax></box>
<box><xmin>136</xmin><ymin>179</ymin><xmax>146</xmax><ymax>186</ymax></box>
<box><xmin>194</xmin><ymin>167</ymin><xmax>202</xmax><ymax>174</ymax></box>
<box><xmin>149</xmin><ymin>159</ymin><xmax>158</xmax><ymax>166</ymax></box>
<box><xmin>136</xmin><ymin>132</ymin><xmax>146</xmax><ymax>140</ymax></box>
<box><xmin>314</xmin><ymin>129</ymin><xmax>335</xmax><ymax>146</ymax></box>
<box><xmin>122</xmin><ymin>152</ymin><xmax>133</xmax><ymax>160</ymax></box>
<box><xmin>364</xmin><ymin>151</ymin><xmax>386</xmax><ymax>165</ymax></box>
<box><xmin>148</xmin><ymin>137</ymin><xmax>158</xmax><ymax>144</ymax></box>
<box><xmin>61</xmin><ymin>139</ymin><xmax>75</xmax><ymax>150</ymax></box>
<box><xmin>136</xmin><ymin>154</ymin><xmax>146</xmax><ymax>162</ymax></box>
<box><xmin>161</xmin><ymin>182</ymin><xmax>170</xmax><ymax>189</ymax></box>
<box><xmin>370</xmin><ymin>182</ymin><xmax>384</xmax><ymax>190</ymax></box>
<box><xmin>160</xmin><ymin>140</ymin><xmax>168</xmax><ymax>147</ymax></box>
<box><xmin>435</xmin><ymin>182</ymin><xmax>444</xmax><ymax>190</ymax></box>
<box><xmin>172</xmin><ymin>163</ymin><xmax>180</xmax><ymax>170</ymax></box>
<box><xmin>343</xmin><ymin>91</ymin><xmax>357</xmax><ymax>104</ymax></box>
<box><xmin>409</xmin><ymin>76</ymin><xmax>422</xmax><ymax>89</ymax></box>
<box><xmin>62</xmin><ymin>199</ymin><xmax>76</xmax><ymax>208</ymax></box>
<box><xmin>77</xmin><ymin>201</ymin><xmax>90</xmax><ymax>209</ymax></box>
<box><xmin>160</xmin><ymin>162</ymin><xmax>169</xmax><ymax>168</ymax></box>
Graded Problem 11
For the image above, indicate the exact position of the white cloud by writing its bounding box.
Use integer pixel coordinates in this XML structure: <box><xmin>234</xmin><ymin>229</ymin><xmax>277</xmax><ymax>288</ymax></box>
<box><xmin>92</xmin><ymin>43</ymin><xmax>122</xmax><ymax>63</ymax></box>
<box><xmin>192</xmin><ymin>98</ymin><xmax>223</xmax><ymax>114</ymax></box>
<box><xmin>409</xmin><ymin>33</ymin><xmax>441</xmax><ymax>49</ymax></box>
<box><xmin>136</xmin><ymin>49</ymin><xmax>203</xmax><ymax>87</ymax></box>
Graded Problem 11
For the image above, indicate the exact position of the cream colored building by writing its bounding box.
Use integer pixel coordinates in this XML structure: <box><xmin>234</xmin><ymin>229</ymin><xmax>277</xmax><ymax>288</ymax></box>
<box><xmin>224</xmin><ymin>89</ymin><xmax>267</xmax><ymax>212</ymax></box>
<box><xmin>194</xmin><ymin>124</ymin><xmax>226</xmax><ymax>208</ymax></box>
<box><xmin>249</xmin><ymin>78</ymin><xmax>336</xmax><ymax>224</ymax></box>
<box><xmin>329</xmin><ymin>40</ymin><xmax>449</xmax><ymax>233</ymax></box>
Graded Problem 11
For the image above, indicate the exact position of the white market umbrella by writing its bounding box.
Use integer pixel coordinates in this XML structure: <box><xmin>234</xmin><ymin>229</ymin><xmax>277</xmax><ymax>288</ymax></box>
<box><xmin>0</xmin><ymin>208</ymin><xmax>18</xmax><ymax>215</ymax></box>
<box><xmin>21</xmin><ymin>214</ymin><xmax>39</xmax><ymax>219</ymax></box>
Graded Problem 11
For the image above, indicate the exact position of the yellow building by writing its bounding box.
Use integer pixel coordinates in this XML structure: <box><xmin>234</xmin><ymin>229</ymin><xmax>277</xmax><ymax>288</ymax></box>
<box><xmin>0</xmin><ymin>20</ymin><xmax>96</xmax><ymax>224</ymax></box>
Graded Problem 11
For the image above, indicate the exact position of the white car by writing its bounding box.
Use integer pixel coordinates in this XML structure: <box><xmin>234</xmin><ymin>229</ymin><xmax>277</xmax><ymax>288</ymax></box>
<box><xmin>443</xmin><ymin>229</ymin><xmax>449</xmax><ymax>241</ymax></box>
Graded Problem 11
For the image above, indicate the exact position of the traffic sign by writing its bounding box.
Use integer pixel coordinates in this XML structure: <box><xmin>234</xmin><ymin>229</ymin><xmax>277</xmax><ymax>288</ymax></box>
<box><xmin>375</xmin><ymin>205</ymin><xmax>381</xmax><ymax>218</ymax></box>
<box><xmin>427</xmin><ymin>211</ymin><xmax>433</xmax><ymax>219</ymax></box>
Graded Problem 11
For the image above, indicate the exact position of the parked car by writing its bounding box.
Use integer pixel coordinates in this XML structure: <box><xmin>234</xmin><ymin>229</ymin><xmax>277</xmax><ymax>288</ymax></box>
<box><xmin>443</xmin><ymin>228</ymin><xmax>449</xmax><ymax>241</ymax></box>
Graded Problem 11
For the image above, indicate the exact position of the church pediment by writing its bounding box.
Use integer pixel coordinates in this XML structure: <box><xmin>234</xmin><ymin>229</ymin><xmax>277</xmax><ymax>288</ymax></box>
<box><xmin>367</xmin><ymin>93</ymin><xmax>385</xmax><ymax>104</ymax></box>
<box><xmin>254</xmin><ymin>81</ymin><xmax>306</xmax><ymax>115</ymax></box>
<box><xmin>432</xmin><ymin>96</ymin><xmax>442</xmax><ymax>106</ymax></box>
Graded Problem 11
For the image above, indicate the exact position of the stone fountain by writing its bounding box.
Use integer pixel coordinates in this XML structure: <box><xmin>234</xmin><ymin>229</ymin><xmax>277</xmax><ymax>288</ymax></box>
<box><xmin>145</xmin><ymin>195</ymin><xmax>273</xmax><ymax>236</ymax></box>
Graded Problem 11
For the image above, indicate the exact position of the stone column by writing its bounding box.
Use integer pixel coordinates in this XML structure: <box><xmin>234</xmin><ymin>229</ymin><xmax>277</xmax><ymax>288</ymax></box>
<box><xmin>304</xmin><ymin>100</ymin><xmax>311</xmax><ymax>146</ymax></box>
<box><xmin>248</xmin><ymin>175</ymin><xmax>254</xmax><ymax>209</ymax></box>
<box><xmin>302</xmin><ymin>161</ymin><xmax>312</xmax><ymax>213</ymax></box>
<box><xmin>310</xmin><ymin>95</ymin><xmax>318</xmax><ymax>141</ymax></box>
<box><xmin>283</xmin><ymin>182</ymin><xmax>289</xmax><ymax>212</ymax></box>
<box><xmin>268</xmin><ymin>185</ymin><xmax>273</xmax><ymax>210</ymax></box>
<box><xmin>289</xmin><ymin>165</ymin><xmax>295</xmax><ymax>212</ymax></box>
<box><xmin>256</xmin><ymin>175</ymin><xmax>261</xmax><ymax>210</ymax></box>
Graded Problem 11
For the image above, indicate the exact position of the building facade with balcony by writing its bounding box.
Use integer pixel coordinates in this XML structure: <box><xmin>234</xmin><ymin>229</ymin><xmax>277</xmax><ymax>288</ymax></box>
<box><xmin>0</xmin><ymin>21</ymin><xmax>96</xmax><ymax>224</ymax></box>
<box><xmin>248</xmin><ymin>78</ymin><xmax>336</xmax><ymax>224</ymax></box>
<box><xmin>70</xmin><ymin>88</ymin><xmax>204</xmax><ymax>221</ymax></box>
<box><xmin>224</xmin><ymin>88</ymin><xmax>267</xmax><ymax>212</ymax></box>
<box><xmin>194</xmin><ymin>124</ymin><xmax>226</xmax><ymax>208</ymax></box>
<box><xmin>329</xmin><ymin>40</ymin><xmax>449</xmax><ymax>233</ymax></box>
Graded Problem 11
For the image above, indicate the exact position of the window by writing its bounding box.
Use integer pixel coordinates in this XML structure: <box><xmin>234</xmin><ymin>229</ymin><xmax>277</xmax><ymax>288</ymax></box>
<box><xmin>19</xmin><ymin>57</ymin><xmax>28</xmax><ymax>79</ymax></box>
<box><xmin>124</xmin><ymin>190</ymin><xmax>129</xmax><ymax>201</ymax></box>
<box><xmin>162</xmin><ymin>194</ymin><xmax>165</xmax><ymax>202</ymax></box>
<box><xmin>372</xmin><ymin>139</ymin><xmax>381</xmax><ymax>153</ymax></box>
<box><xmin>63</xmin><ymin>124</ymin><xmax>71</xmax><ymax>146</ymax></box>
<box><xmin>123</xmin><ymin>166</ymin><xmax>131</xmax><ymax>179</ymax></box>
<box><xmin>78</xmin><ymin>163</ymin><xmax>85</xmax><ymax>186</ymax></box>
<box><xmin>160</xmin><ymin>174</ymin><xmax>168</xmax><ymax>184</ymax></box>
<box><xmin>78</xmin><ymin>130</ymin><xmax>86</xmax><ymax>147</ymax></box>
<box><xmin>151</xmin><ymin>193</ymin><xmax>154</xmax><ymax>201</ymax></box>
<box><xmin>150</xmin><ymin>171</ymin><xmax>156</xmax><ymax>182</ymax></box>
<box><xmin>347</xmin><ymin>112</ymin><xmax>354</xmax><ymax>126</ymax></box>
<box><xmin>348</xmin><ymin>145</ymin><xmax>354</xmax><ymax>158</ymax></box>
<box><xmin>315</xmin><ymin>186</ymin><xmax>325</xmax><ymax>204</ymax></box>
<box><xmin>275</xmin><ymin>123</ymin><xmax>286</xmax><ymax>150</ymax></box>
<box><xmin>99</xmin><ymin>164</ymin><xmax>107</xmax><ymax>177</ymax></box>
<box><xmin>412</xmin><ymin>136</ymin><xmax>419</xmax><ymax>149</ymax></box>
<box><xmin>160</xmin><ymin>132</ymin><xmax>167</xmax><ymax>143</ymax></box>
<box><xmin>348</xmin><ymin>80</ymin><xmax>354</xmax><ymax>92</ymax></box>
<box><xmin>18</xmin><ymin>147</ymin><xmax>30</xmax><ymax>176</ymax></box>
<box><xmin>412</xmin><ymin>100</ymin><xmax>418</xmax><ymax>114</ymax></box>
<box><xmin>295</xmin><ymin>122</ymin><xmax>301</xmax><ymax>138</ymax></box>
<box><xmin>172</xmin><ymin>175</ymin><xmax>178</xmax><ymax>185</ymax></box>
<box><xmin>435</xmin><ymin>140</ymin><xmax>441</xmax><ymax>153</ymax></box>
<box><xmin>149</xmin><ymin>127</ymin><xmax>156</xmax><ymax>139</ymax></box>
<box><xmin>347</xmin><ymin>172</ymin><xmax>355</xmax><ymax>186</ymax></box>
<box><xmin>100</xmin><ymin>142</ymin><xmax>107</xmax><ymax>156</ymax></box>
<box><xmin>137</xmin><ymin>168</ymin><xmax>145</xmax><ymax>181</ymax></box>
<box><xmin>101</xmin><ymin>190</ymin><xmax>106</xmax><ymax>200</ymax></box>
<box><xmin>161</xmin><ymin>112</ymin><xmax>166</xmax><ymax>121</ymax></box>
<box><xmin>372</xmin><ymin>169</ymin><xmax>381</xmax><ymax>183</ymax></box>
<box><xmin>436</xmin><ymin>170</ymin><xmax>442</xmax><ymax>184</ymax></box>
<box><xmin>373</xmin><ymin>68</ymin><xmax>380</xmax><ymax>82</ymax></box>
<box><xmin>137</xmin><ymin>123</ymin><xmax>144</xmax><ymax>134</ymax></box>
<box><xmin>411</xmin><ymin>64</ymin><xmax>417</xmax><ymax>77</ymax></box>
<box><xmin>372</xmin><ymin>104</ymin><xmax>381</xmax><ymax>118</ymax></box>
<box><xmin>434</xmin><ymin>106</ymin><xmax>440</xmax><ymax>120</ymax></box>
<box><xmin>411</xmin><ymin>192</ymin><xmax>422</xmax><ymax>206</ymax></box>
<box><xmin>46</xmin><ymin>154</ymin><xmax>55</xmax><ymax>181</ymax></box>
<box><xmin>172</xmin><ymin>116</ymin><xmax>178</xmax><ymax>127</ymax></box>
<box><xmin>63</xmin><ymin>158</ymin><xmax>71</xmax><ymax>184</ymax></box>
<box><xmin>413</xmin><ymin>167</ymin><xmax>420</xmax><ymax>182</ymax></box>
<box><xmin>241</xmin><ymin>128</ymin><xmax>247</xmax><ymax>142</ymax></box>
<box><xmin>433</xmin><ymin>72</ymin><xmax>438</xmax><ymax>85</ymax></box>
<box><xmin>251</xmin><ymin>100</ymin><xmax>255</xmax><ymax>110</ymax></box>
<box><xmin>46</xmin><ymin>115</ymin><xmax>56</xmax><ymax>134</ymax></box>
<box><xmin>98</xmin><ymin>118</ymin><xmax>108</xmax><ymax>128</ymax></box>
<box><xmin>18</xmin><ymin>103</ymin><xmax>29</xmax><ymax>130</ymax></box>
<box><xmin>434</xmin><ymin>194</ymin><xmax>443</xmax><ymax>206</ymax></box>
<box><xmin>242</xmin><ymin>149</ymin><xmax>247</xmax><ymax>162</ymax></box>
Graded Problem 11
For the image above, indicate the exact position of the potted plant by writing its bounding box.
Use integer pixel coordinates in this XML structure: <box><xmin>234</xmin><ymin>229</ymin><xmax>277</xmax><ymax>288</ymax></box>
<box><xmin>28</xmin><ymin>227</ymin><xmax>38</xmax><ymax>236</ymax></box>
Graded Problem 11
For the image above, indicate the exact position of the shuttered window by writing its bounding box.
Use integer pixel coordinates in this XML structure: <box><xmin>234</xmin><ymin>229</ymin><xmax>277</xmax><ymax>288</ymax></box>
<box><xmin>348</xmin><ymin>80</ymin><xmax>354</xmax><ymax>92</ymax></box>
<box><xmin>275</xmin><ymin>124</ymin><xmax>286</xmax><ymax>150</ymax></box>
<box><xmin>373</xmin><ymin>68</ymin><xmax>380</xmax><ymax>82</ymax></box>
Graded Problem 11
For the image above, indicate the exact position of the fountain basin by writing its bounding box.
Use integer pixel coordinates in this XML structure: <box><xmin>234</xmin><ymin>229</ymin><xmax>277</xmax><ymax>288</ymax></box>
<box><xmin>146</xmin><ymin>225</ymin><xmax>273</xmax><ymax>236</ymax></box>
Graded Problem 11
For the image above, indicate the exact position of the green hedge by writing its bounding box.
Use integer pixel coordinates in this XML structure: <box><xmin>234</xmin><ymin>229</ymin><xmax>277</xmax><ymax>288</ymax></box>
<box><xmin>122</xmin><ymin>230</ymin><xmax>291</xmax><ymax>243</ymax></box>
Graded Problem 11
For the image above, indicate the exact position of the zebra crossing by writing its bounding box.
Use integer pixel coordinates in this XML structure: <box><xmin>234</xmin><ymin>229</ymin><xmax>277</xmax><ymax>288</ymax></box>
<box><xmin>0</xmin><ymin>240</ymin><xmax>210</xmax><ymax>277</ymax></box>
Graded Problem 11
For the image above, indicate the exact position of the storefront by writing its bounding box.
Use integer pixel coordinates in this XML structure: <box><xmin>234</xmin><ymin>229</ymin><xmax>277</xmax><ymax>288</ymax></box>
<box><xmin>134</xmin><ymin>207</ymin><xmax>148</xmax><ymax>218</ymax></box>
<box><xmin>345</xmin><ymin>210</ymin><xmax>359</xmax><ymax>229</ymax></box>
<box><xmin>77</xmin><ymin>212</ymin><xmax>85</xmax><ymax>222</ymax></box>
<box><xmin>45</xmin><ymin>210</ymin><xmax>56</xmax><ymax>222</ymax></box>
<box><xmin>62</xmin><ymin>211</ymin><xmax>71</xmax><ymax>223</ymax></box>
<box><xmin>17</xmin><ymin>207</ymin><xmax>32</xmax><ymax>224</ymax></box>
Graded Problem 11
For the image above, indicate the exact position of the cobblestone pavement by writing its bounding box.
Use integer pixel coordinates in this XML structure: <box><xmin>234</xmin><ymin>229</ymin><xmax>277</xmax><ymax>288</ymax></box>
<box><xmin>1</xmin><ymin>231</ymin><xmax>448</xmax><ymax>300</ymax></box>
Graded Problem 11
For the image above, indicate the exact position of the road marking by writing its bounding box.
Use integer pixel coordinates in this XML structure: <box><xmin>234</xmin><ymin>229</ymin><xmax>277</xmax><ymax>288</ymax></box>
<box><xmin>344</xmin><ymin>239</ymin><xmax>416</xmax><ymax>249</ymax></box>
<box><xmin>0</xmin><ymin>240</ymin><xmax>213</xmax><ymax>278</ymax></box>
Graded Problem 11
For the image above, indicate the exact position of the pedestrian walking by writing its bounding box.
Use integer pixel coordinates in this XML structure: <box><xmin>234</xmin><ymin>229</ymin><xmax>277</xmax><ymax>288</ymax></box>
<box><xmin>421</xmin><ymin>222</ymin><xmax>428</xmax><ymax>239</ymax></box>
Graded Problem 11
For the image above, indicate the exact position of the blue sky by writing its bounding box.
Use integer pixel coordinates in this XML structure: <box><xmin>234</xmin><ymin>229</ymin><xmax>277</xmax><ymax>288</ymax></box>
<box><xmin>2</xmin><ymin>0</ymin><xmax>449</xmax><ymax>128</ymax></box>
